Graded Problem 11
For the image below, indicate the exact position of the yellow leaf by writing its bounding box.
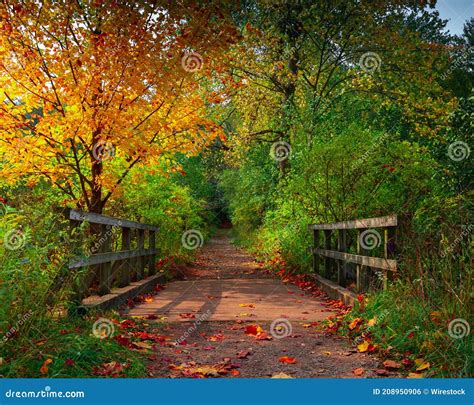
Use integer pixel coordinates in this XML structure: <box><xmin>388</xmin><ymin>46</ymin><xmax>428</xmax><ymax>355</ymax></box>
<box><xmin>407</xmin><ymin>372</ymin><xmax>424</xmax><ymax>378</ymax></box>
<box><xmin>367</xmin><ymin>318</ymin><xmax>377</xmax><ymax>327</ymax></box>
<box><xmin>271</xmin><ymin>372</ymin><xmax>294</xmax><ymax>379</ymax></box>
<box><xmin>357</xmin><ymin>340</ymin><xmax>370</xmax><ymax>353</ymax></box>
<box><xmin>322</xmin><ymin>351</ymin><xmax>332</xmax><ymax>356</ymax></box>
<box><xmin>416</xmin><ymin>361</ymin><xmax>431</xmax><ymax>371</ymax></box>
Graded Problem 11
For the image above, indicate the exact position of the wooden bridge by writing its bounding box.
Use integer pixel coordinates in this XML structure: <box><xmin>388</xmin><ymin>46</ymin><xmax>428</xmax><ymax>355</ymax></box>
<box><xmin>63</xmin><ymin>209</ymin><xmax>397</xmax><ymax>310</ymax></box>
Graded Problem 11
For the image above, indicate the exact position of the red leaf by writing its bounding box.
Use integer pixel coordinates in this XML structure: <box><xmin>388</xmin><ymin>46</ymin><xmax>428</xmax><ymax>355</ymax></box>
<box><xmin>179</xmin><ymin>313</ymin><xmax>195</xmax><ymax>319</ymax></box>
<box><xmin>279</xmin><ymin>356</ymin><xmax>297</xmax><ymax>364</ymax></box>
<box><xmin>64</xmin><ymin>359</ymin><xmax>75</xmax><ymax>367</ymax></box>
<box><xmin>375</xmin><ymin>369</ymin><xmax>390</xmax><ymax>376</ymax></box>
<box><xmin>245</xmin><ymin>325</ymin><xmax>262</xmax><ymax>336</ymax></box>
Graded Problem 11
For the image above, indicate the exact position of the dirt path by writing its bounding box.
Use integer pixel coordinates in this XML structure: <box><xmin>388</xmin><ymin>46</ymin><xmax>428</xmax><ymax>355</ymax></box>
<box><xmin>124</xmin><ymin>230</ymin><xmax>384</xmax><ymax>378</ymax></box>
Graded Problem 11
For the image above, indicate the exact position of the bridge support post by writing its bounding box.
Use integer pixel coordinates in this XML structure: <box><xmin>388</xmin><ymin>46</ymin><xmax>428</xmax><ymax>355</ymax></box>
<box><xmin>137</xmin><ymin>229</ymin><xmax>145</xmax><ymax>280</ymax></box>
<box><xmin>98</xmin><ymin>224</ymin><xmax>112</xmax><ymax>295</ymax></box>
<box><xmin>337</xmin><ymin>229</ymin><xmax>347</xmax><ymax>287</ymax></box>
<box><xmin>324</xmin><ymin>230</ymin><xmax>332</xmax><ymax>279</ymax></box>
<box><xmin>149</xmin><ymin>230</ymin><xmax>157</xmax><ymax>275</ymax></box>
<box><xmin>119</xmin><ymin>227</ymin><xmax>131</xmax><ymax>287</ymax></box>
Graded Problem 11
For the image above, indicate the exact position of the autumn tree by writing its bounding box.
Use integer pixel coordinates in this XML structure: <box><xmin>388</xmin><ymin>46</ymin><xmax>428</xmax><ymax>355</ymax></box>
<box><xmin>0</xmin><ymin>0</ymin><xmax>239</xmax><ymax>213</ymax></box>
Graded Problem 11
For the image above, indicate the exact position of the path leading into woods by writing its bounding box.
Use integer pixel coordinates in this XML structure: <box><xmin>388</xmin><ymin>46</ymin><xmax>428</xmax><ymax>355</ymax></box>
<box><xmin>124</xmin><ymin>230</ymin><xmax>385</xmax><ymax>378</ymax></box>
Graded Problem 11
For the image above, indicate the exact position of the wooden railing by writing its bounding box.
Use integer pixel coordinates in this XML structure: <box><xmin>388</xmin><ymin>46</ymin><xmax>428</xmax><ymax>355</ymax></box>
<box><xmin>66</xmin><ymin>209</ymin><xmax>159</xmax><ymax>297</ymax></box>
<box><xmin>308</xmin><ymin>215</ymin><xmax>397</xmax><ymax>292</ymax></box>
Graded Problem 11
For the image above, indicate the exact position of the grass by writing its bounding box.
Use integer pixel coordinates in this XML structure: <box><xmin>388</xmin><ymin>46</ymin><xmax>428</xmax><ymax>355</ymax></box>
<box><xmin>342</xmin><ymin>280</ymin><xmax>473</xmax><ymax>377</ymax></box>
<box><xmin>0</xmin><ymin>313</ymin><xmax>148</xmax><ymax>378</ymax></box>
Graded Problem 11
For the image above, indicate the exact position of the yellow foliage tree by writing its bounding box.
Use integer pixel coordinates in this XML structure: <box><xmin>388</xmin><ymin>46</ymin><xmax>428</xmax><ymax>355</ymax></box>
<box><xmin>0</xmin><ymin>0</ymin><xmax>238</xmax><ymax>213</ymax></box>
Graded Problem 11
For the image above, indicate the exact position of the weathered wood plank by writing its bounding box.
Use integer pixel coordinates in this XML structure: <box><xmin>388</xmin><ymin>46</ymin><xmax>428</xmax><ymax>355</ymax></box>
<box><xmin>312</xmin><ymin>248</ymin><xmax>397</xmax><ymax>272</ymax></box>
<box><xmin>68</xmin><ymin>209</ymin><xmax>159</xmax><ymax>231</ymax></box>
<box><xmin>69</xmin><ymin>248</ymin><xmax>160</xmax><ymax>269</ymax></box>
<box><xmin>308</xmin><ymin>215</ymin><xmax>397</xmax><ymax>230</ymax></box>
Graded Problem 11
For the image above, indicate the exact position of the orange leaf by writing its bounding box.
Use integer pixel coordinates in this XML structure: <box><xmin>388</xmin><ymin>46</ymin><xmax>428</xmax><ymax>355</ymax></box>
<box><xmin>40</xmin><ymin>358</ymin><xmax>53</xmax><ymax>374</ymax></box>
<box><xmin>383</xmin><ymin>360</ymin><xmax>402</xmax><ymax>369</ymax></box>
<box><xmin>348</xmin><ymin>318</ymin><xmax>361</xmax><ymax>330</ymax></box>
<box><xmin>353</xmin><ymin>367</ymin><xmax>365</xmax><ymax>376</ymax></box>
<box><xmin>230</xmin><ymin>370</ymin><xmax>240</xmax><ymax>376</ymax></box>
<box><xmin>279</xmin><ymin>356</ymin><xmax>297</xmax><ymax>364</ymax></box>
<box><xmin>357</xmin><ymin>340</ymin><xmax>370</xmax><ymax>353</ymax></box>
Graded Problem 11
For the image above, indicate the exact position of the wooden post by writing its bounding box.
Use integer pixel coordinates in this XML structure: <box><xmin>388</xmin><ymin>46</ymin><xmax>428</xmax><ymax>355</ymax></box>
<box><xmin>337</xmin><ymin>229</ymin><xmax>347</xmax><ymax>287</ymax></box>
<box><xmin>324</xmin><ymin>230</ymin><xmax>332</xmax><ymax>279</ymax></box>
<box><xmin>383</xmin><ymin>227</ymin><xmax>397</xmax><ymax>290</ymax></box>
<box><xmin>149</xmin><ymin>230</ymin><xmax>156</xmax><ymax>275</ymax></box>
<box><xmin>137</xmin><ymin>229</ymin><xmax>145</xmax><ymax>280</ymax></box>
<box><xmin>356</xmin><ymin>229</ymin><xmax>370</xmax><ymax>292</ymax></box>
<box><xmin>119</xmin><ymin>227</ymin><xmax>131</xmax><ymax>287</ymax></box>
<box><xmin>356</xmin><ymin>229</ymin><xmax>362</xmax><ymax>292</ymax></box>
<box><xmin>312</xmin><ymin>229</ymin><xmax>320</xmax><ymax>274</ymax></box>
<box><xmin>98</xmin><ymin>224</ymin><xmax>112</xmax><ymax>295</ymax></box>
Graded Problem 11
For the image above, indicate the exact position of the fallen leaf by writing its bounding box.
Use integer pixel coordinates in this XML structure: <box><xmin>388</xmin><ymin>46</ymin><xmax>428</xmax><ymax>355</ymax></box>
<box><xmin>134</xmin><ymin>341</ymin><xmax>154</xmax><ymax>351</ymax></box>
<box><xmin>279</xmin><ymin>356</ymin><xmax>297</xmax><ymax>364</ymax></box>
<box><xmin>401</xmin><ymin>358</ymin><xmax>414</xmax><ymax>368</ymax></box>
<box><xmin>415</xmin><ymin>360</ymin><xmax>430</xmax><ymax>371</ymax></box>
<box><xmin>353</xmin><ymin>367</ymin><xmax>365</xmax><ymax>376</ymax></box>
<box><xmin>208</xmin><ymin>334</ymin><xmax>225</xmax><ymax>342</ymax></box>
<box><xmin>375</xmin><ymin>369</ymin><xmax>390</xmax><ymax>376</ymax></box>
<box><xmin>357</xmin><ymin>340</ymin><xmax>370</xmax><ymax>353</ymax></box>
<box><xmin>383</xmin><ymin>360</ymin><xmax>402</xmax><ymax>369</ymax></box>
<box><xmin>239</xmin><ymin>303</ymin><xmax>256</xmax><ymax>308</ymax></box>
<box><xmin>322</xmin><ymin>351</ymin><xmax>332</xmax><ymax>356</ymax></box>
<box><xmin>230</xmin><ymin>370</ymin><xmax>240</xmax><ymax>376</ymax></box>
<box><xmin>179</xmin><ymin>313</ymin><xmax>195</xmax><ymax>319</ymax></box>
<box><xmin>64</xmin><ymin>358</ymin><xmax>75</xmax><ymax>367</ymax></box>
<box><xmin>255</xmin><ymin>331</ymin><xmax>272</xmax><ymax>340</ymax></box>
<box><xmin>245</xmin><ymin>325</ymin><xmax>263</xmax><ymax>336</ymax></box>
<box><xmin>271</xmin><ymin>372</ymin><xmax>294</xmax><ymax>378</ymax></box>
<box><xmin>92</xmin><ymin>361</ymin><xmax>128</xmax><ymax>377</ymax></box>
<box><xmin>407</xmin><ymin>372</ymin><xmax>423</xmax><ymax>378</ymax></box>
<box><xmin>40</xmin><ymin>358</ymin><xmax>53</xmax><ymax>374</ymax></box>
<box><xmin>237</xmin><ymin>350</ymin><xmax>251</xmax><ymax>359</ymax></box>
<box><xmin>367</xmin><ymin>318</ymin><xmax>377</xmax><ymax>327</ymax></box>
<box><xmin>349</xmin><ymin>318</ymin><xmax>361</xmax><ymax>330</ymax></box>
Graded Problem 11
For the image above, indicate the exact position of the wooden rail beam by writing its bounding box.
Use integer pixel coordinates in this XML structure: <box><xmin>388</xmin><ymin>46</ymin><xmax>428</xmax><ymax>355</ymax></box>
<box><xmin>312</xmin><ymin>248</ymin><xmax>397</xmax><ymax>272</ymax></box>
<box><xmin>308</xmin><ymin>215</ymin><xmax>397</xmax><ymax>230</ymax></box>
